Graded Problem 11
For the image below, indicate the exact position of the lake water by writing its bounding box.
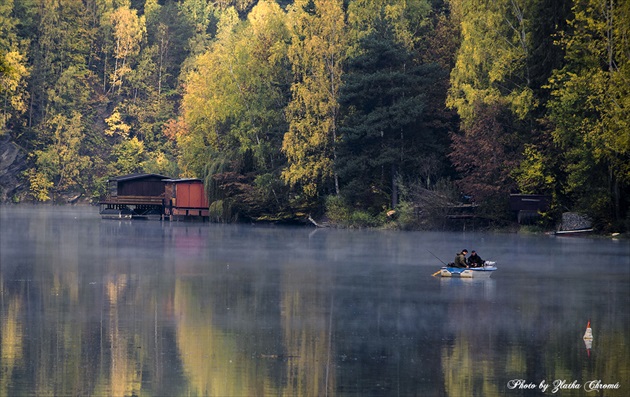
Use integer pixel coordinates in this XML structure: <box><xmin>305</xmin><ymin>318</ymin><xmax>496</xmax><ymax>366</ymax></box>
<box><xmin>0</xmin><ymin>205</ymin><xmax>628</xmax><ymax>396</ymax></box>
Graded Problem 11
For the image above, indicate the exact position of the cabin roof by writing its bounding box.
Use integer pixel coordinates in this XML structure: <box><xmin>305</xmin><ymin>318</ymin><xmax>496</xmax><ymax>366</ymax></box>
<box><xmin>509</xmin><ymin>194</ymin><xmax>551</xmax><ymax>211</ymax></box>
<box><xmin>164</xmin><ymin>178</ymin><xmax>203</xmax><ymax>183</ymax></box>
<box><xmin>108</xmin><ymin>173</ymin><xmax>171</xmax><ymax>182</ymax></box>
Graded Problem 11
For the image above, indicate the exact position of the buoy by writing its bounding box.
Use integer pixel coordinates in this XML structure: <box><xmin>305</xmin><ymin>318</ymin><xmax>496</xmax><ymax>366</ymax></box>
<box><xmin>583</xmin><ymin>321</ymin><xmax>593</xmax><ymax>340</ymax></box>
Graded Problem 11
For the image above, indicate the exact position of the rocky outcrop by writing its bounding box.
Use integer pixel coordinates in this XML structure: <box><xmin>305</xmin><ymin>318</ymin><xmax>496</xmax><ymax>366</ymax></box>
<box><xmin>0</xmin><ymin>134</ymin><xmax>28</xmax><ymax>202</ymax></box>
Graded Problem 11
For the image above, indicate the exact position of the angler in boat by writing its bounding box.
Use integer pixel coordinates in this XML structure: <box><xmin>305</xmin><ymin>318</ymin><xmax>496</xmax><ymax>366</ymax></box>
<box><xmin>467</xmin><ymin>250</ymin><xmax>484</xmax><ymax>267</ymax></box>
<box><xmin>432</xmin><ymin>249</ymin><xmax>498</xmax><ymax>278</ymax></box>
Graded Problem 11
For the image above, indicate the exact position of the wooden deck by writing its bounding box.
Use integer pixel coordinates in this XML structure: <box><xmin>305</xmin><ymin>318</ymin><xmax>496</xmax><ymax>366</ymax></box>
<box><xmin>99</xmin><ymin>195</ymin><xmax>165</xmax><ymax>219</ymax></box>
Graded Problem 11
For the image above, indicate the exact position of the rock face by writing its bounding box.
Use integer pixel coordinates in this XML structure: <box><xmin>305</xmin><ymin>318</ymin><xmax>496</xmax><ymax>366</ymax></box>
<box><xmin>0</xmin><ymin>134</ymin><xmax>28</xmax><ymax>202</ymax></box>
<box><xmin>560</xmin><ymin>212</ymin><xmax>592</xmax><ymax>231</ymax></box>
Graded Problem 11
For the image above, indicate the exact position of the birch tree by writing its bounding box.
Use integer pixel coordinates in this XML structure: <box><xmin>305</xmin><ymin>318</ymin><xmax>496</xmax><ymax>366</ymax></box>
<box><xmin>110</xmin><ymin>4</ymin><xmax>145</xmax><ymax>94</ymax></box>
<box><xmin>447</xmin><ymin>0</ymin><xmax>535</xmax><ymax>124</ymax></box>
<box><xmin>282</xmin><ymin>0</ymin><xmax>347</xmax><ymax>198</ymax></box>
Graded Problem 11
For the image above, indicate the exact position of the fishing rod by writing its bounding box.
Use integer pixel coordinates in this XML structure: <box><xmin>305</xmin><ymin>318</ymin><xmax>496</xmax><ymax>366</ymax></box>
<box><xmin>427</xmin><ymin>249</ymin><xmax>448</xmax><ymax>277</ymax></box>
<box><xmin>426</xmin><ymin>249</ymin><xmax>447</xmax><ymax>266</ymax></box>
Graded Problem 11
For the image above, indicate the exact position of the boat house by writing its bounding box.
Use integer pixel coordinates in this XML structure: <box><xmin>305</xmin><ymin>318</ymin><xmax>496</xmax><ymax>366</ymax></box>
<box><xmin>99</xmin><ymin>173</ymin><xmax>210</xmax><ymax>220</ymax></box>
<box><xmin>509</xmin><ymin>194</ymin><xmax>551</xmax><ymax>224</ymax></box>
<box><xmin>99</xmin><ymin>173</ymin><xmax>170</xmax><ymax>219</ymax></box>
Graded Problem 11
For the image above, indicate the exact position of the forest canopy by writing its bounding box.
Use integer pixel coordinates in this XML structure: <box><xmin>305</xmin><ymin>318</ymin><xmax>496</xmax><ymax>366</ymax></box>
<box><xmin>1</xmin><ymin>0</ymin><xmax>628</xmax><ymax>231</ymax></box>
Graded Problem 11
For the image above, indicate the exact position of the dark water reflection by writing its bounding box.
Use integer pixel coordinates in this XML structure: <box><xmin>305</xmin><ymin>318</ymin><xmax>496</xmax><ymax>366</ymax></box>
<box><xmin>1</xmin><ymin>205</ymin><xmax>628</xmax><ymax>396</ymax></box>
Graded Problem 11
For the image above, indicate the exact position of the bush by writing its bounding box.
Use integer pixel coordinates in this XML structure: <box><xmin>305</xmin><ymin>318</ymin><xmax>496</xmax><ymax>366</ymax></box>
<box><xmin>325</xmin><ymin>195</ymin><xmax>351</xmax><ymax>225</ymax></box>
<box><xmin>392</xmin><ymin>200</ymin><xmax>417</xmax><ymax>230</ymax></box>
<box><xmin>348</xmin><ymin>210</ymin><xmax>380</xmax><ymax>228</ymax></box>
<box><xmin>325</xmin><ymin>195</ymin><xmax>386</xmax><ymax>228</ymax></box>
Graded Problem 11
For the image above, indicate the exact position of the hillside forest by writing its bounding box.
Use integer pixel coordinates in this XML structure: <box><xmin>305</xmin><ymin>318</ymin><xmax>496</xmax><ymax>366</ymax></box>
<box><xmin>0</xmin><ymin>0</ymin><xmax>628</xmax><ymax>231</ymax></box>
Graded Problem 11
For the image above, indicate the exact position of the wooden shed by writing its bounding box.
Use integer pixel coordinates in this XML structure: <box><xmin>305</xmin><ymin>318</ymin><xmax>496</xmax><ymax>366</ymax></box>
<box><xmin>164</xmin><ymin>178</ymin><xmax>209</xmax><ymax>220</ymax></box>
<box><xmin>100</xmin><ymin>173</ymin><xmax>171</xmax><ymax>219</ymax></box>
<box><xmin>509</xmin><ymin>194</ymin><xmax>552</xmax><ymax>224</ymax></box>
<box><xmin>107</xmin><ymin>173</ymin><xmax>171</xmax><ymax>197</ymax></box>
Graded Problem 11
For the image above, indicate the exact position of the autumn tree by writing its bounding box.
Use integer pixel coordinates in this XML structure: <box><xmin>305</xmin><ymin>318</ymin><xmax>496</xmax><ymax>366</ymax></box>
<box><xmin>509</xmin><ymin>0</ymin><xmax>571</xmax><ymax>200</ymax></box>
<box><xmin>24</xmin><ymin>0</ymin><xmax>97</xmax><ymax>127</ymax></box>
<box><xmin>447</xmin><ymin>0</ymin><xmax>535</xmax><ymax>124</ymax></box>
<box><xmin>0</xmin><ymin>0</ymin><xmax>29</xmax><ymax>134</ymax></box>
<box><xmin>448</xmin><ymin>102</ymin><xmax>521</xmax><ymax>200</ymax></box>
<box><xmin>21</xmin><ymin>0</ymin><xmax>104</xmax><ymax>201</ymax></box>
<box><xmin>109</xmin><ymin>4</ymin><xmax>146</xmax><ymax>94</ymax></box>
<box><xmin>118</xmin><ymin>0</ymin><xmax>187</xmax><ymax>177</ymax></box>
<box><xmin>282</xmin><ymin>0</ymin><xmax>347</xmax><ymax>200</ymax></box>
<box><xmin>29</xmin><ymin>112</ymin><xmax>92</xmax><ymax>201</ymax></box>
<box><xmin>181</xmin><ymin>2</ymin><xmax>292</xmax><ymax>220</ymax></box>
<box><xmin>346</xmin><ymin>0</ymin><xmax>431</xmax><ymax>53</ymax></box>
<box><xmin>546</xmin><ymin>0</ymin><xmax>630</xmax><ymax>229</ymax></box>
<box><xmin>446</xmin><ymin>0</ymin><xmax>566</xmax><ymax>203</ymax></box>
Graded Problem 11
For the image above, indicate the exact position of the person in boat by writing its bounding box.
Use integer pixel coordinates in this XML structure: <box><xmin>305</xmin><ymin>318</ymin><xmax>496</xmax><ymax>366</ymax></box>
<box><xmin>454</xmin><ymin>249</ymin><xmax>469</xmax><ymax>268</ymax></box>
<box><xmin>467</xmin><ymin>250</ymin><xmax>484</xmax><ymax>267</ymax></box>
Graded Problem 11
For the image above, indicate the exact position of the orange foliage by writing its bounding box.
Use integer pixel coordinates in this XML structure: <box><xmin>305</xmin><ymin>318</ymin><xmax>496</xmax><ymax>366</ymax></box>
<box><xmin>162</xmin><ymin>118</ymin><xmax>188</xmax><ymax>141</ymax></box>
<box><xmin>449</xmin><ymin>102</ymin><xmax>521</xmax><ymax>200</ymax></box>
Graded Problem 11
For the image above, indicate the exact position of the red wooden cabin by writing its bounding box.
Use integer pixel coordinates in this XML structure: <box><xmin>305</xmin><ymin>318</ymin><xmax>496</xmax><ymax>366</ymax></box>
<box><xmin>164</xmin><ymin>179</ymin><xmax>209</xmax><ymax>220</ymax></box>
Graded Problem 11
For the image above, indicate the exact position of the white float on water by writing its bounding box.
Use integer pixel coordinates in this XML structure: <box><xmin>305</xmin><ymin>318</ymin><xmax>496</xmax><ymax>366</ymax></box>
<box><xmin>583</xmin><ymin>321</ymin><xmax>593</xmax><ymax>340</ymax></box>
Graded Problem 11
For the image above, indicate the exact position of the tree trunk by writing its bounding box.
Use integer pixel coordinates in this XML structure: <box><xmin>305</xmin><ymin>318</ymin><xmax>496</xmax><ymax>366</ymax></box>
<box><xmin>391</xmin><ymin>164</ymin><xmax>398</xmax><ymax>209</ymax></box>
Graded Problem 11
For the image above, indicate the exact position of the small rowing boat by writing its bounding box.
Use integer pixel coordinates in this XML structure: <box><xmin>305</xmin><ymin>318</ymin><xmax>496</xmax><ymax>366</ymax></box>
<box><xmin>438</xmin><ymin>262</ymin><xmax>497</xmax><ymax>278</ymax></box>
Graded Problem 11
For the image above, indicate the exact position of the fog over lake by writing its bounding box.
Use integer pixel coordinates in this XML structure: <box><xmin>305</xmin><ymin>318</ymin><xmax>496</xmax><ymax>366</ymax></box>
<box><xmin>1</xmin><ymin>205</ymin><xmax>628</xmax><ymax>396</ymax></box>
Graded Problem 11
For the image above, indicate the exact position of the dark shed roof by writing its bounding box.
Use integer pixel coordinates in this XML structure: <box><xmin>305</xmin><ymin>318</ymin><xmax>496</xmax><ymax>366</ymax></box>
<box><xmin>108</xmin><ymin>173</ymin><xmax>171</xmax><ymax>182</ymax></box>
<box><xmin>509</xmin><ymin>194</ymin><xmax>551</xmax><ymax>211</ymax></box>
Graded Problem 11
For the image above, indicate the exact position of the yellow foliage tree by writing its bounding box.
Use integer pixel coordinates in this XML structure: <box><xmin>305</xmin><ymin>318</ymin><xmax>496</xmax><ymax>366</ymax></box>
<box><xmin>110</xmin><ymin>4</ymin><xmax>146</xmax><ymax>93</ymax></box>
<box><xmin>29</xmin><ymin>112</ymin><xmax>92</xmax><ymax>201</ymax></box>
<box><xmin>447</xmin><ymin>0</ymin><xmax>535</xmax><ymax>125</ymax></box>
<box><xmin>282</xmin><ymin>0</ymin><xmax>347</xmax><ymax>198</ymax></box>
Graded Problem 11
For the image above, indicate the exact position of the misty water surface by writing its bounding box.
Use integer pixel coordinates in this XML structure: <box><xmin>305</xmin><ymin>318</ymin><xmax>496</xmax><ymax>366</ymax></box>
<box><xmin>0</xmin><ymin>205</ymin><xmax>628</xmax><ymax>396</ymax></box>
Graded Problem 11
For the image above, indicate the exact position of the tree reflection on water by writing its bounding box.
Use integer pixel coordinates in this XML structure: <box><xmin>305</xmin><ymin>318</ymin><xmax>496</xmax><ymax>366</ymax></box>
<box><xmin>0</xmin><ymin>206</ymin><xmax>628</xmax><ymax>396</ymax></box>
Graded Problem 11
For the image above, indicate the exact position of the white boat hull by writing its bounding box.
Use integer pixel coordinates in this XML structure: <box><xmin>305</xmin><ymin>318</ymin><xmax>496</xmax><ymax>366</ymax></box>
<box><xmin>439</xmin><ymin>265</ymin><xmax>497</xmax><ymax>278</ymax></box>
